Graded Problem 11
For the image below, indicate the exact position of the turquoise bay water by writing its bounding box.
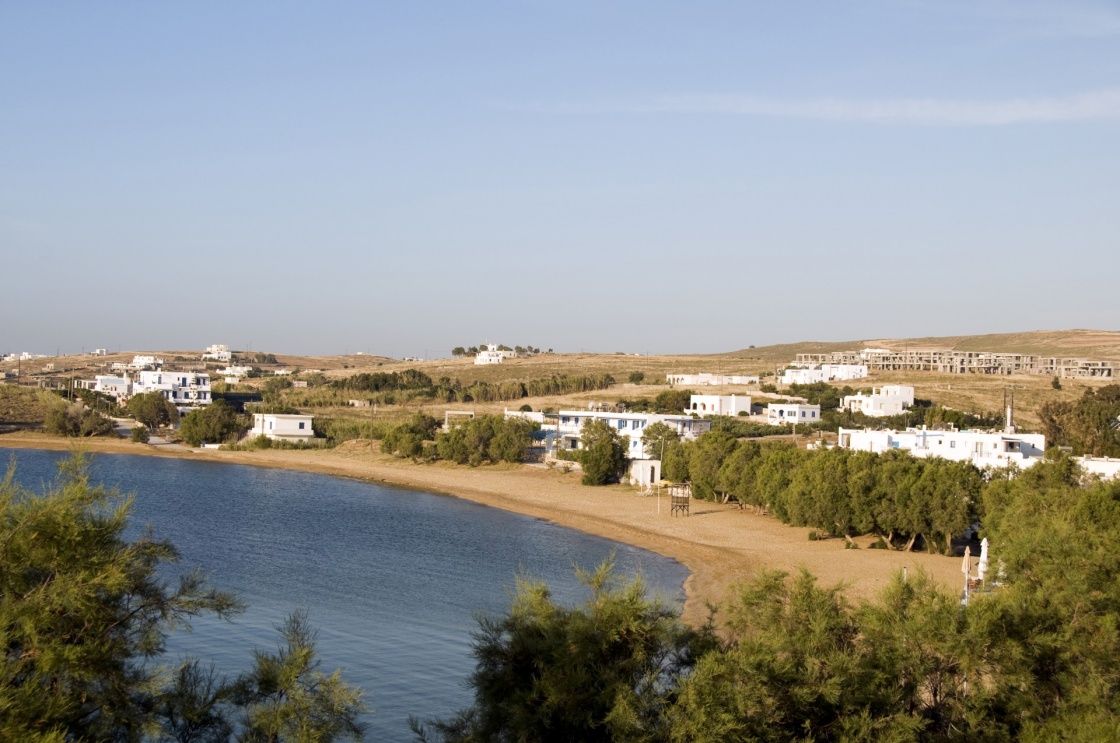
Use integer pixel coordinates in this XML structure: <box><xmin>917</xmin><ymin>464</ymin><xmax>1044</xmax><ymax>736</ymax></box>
<box><xmin>2</xmin><ymin>448</ymin><xmax>688</xmax><ymax>741</ymax></box>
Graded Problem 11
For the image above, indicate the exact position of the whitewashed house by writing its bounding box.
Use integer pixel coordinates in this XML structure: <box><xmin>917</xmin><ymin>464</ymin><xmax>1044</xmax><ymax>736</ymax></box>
<box><xmin>133</xmin><ymin>371</ymin><xmax>211</xmax><ymax>409</ymax></box>
<box><xmin>217</xmin><ymin>365</ymin><xmax>252</xmax><ymax>383</ymax></box>
<box><xmin>520</xmin><ymin>409</ymin><xmax>709</xmax><ymax>488</ymax></box>
<box><xmin>76</xmin><ymin>375</ymin><xmax>132</xmax><ymax>402</ymax></box>
<box><xmin>686</xmin><ymin>394</ymin><xmax>752</xmax><ymax>417</ymax></box>
<box><xmin>202</xmin><ymin>344</ymin><xmax>232</xmax><ymax>362</ymax></box>
<box><xmin>837</xmin><ymin>427</ymin><xmax>1046</xmax><ymax>469</ymax></box>
<box><xmin>251</xmin><ymin>413</ymin><xmax>314</xmax><ymax>443</ymax></box>
<box><xmin>781</xmin><ymin>364</ymin><xmax>868</xmax><ymax>385</ymax></box>
<box><xmin>666</xmin><ymin>373</ymin><xmax>759</xmax><ymax>386</ymax></box>
<box><xmin>506</xmin><ymin>408</ymin><xmax>710</xmax><ymax>461</ymax></box>
<box><xmin>1077</xmin><ymin>457</ymin><xmax>1120</xmax><ymax>481</ymax></box>
<box><xmin>91</xmin><ymin>348</ymin><xmax>107</xmax><ymax>356</ymax></box>
<box><xmin>118</xmin><ymin>355</ymin><xmax>164</xmax><ymax>371</ymax></box>
<box><xmin>474</xmin><ymin>344</ymin><xmax>515</xmax><ymax>365</ymax></box>
<box><xmin>842</xmin><ymin>385</ymin><xmax>915</xmax><ymax>417</ymax></box>
<box><xmin>767</xmin><ymin>403</ymin><xmax>822</xmax><ymax>426</ymax></box>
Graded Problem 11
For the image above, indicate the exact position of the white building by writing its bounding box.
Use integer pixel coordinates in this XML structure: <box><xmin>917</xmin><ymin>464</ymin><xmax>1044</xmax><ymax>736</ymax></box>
<box><xmin>781</xmin><ymin>364</ymin><xmax>868</xmax><ymax>385</ymax></box>
<box><xmin>837</xmin><ymin>427</ymin><xmax>1046</xmax><ymax>469</ymax></box>
<box><xmin>474</xmin><ymin>344</ymin><xmax>515</xmax><ymax>365</ymax></box>
<box><xmin>767</xmin><ymin>403</ymin><xmax>822</xmax><ymax>426</ymax></box>
<box><xmin>76</xmin><ymin>375</ymin><xmax>132</xmax><ymax>401</ymax></box>
<box><xmin>217</xmin><ymin>365</ymin><xmax>252</xmax><ymax>382</ymax></box>
<box><xmin>251</xmin><ymin>413</ymin><xmax>315</xmax><ymax>443</ymax></box>
<box><xmin>628</xmin><ymin>459</ymin><xmax>662</xmax><ymax>489</ymax></box>
<box><xmin>666</xmin><ymin>373</ymin><xmax>759</xmax><ymax>386</ymax></box>
<box><xmin>133</xmin><ymin>371</ymin><xmax>211</xmax><ymax>409</ymax></box>
<box><xmin>507</xmin><ymin>409</ymin><xmax>711</xmax><ymax>460</ymax></box>
<box><xmin>91</xmin><ymin>348</ymin><xmax>107</xmax><ymax>356</ymax></box>
<box><xmin>202</xmin><ymin>344</ymin><xmax>232</xmax><ymax>362</ymax></box>
<box><xmin>1077</xmin><ymin>456</ymin><xmax>1120</xmax><ymax>481</ymax></box>
<box><xmin>842</xmin><ymin>385</ymin><xmax>915</xmax><ymax>417</ymax></box>
<box><xmin>116</xmin><ymin>355</ymin><xmax>164</xmax><ymax>371</ymax></box>
<box><xmin>686</xmin><ymin>394</ymin><xmax>752</xmax><ymax>417</ymax></box>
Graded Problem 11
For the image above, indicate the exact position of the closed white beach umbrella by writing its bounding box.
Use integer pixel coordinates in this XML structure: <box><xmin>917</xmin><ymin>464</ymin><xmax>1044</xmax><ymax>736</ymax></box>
<box><xmin>961</xmin><ymin>545</ymin><xmax>971</xmax><ymax>576</ymax></box>
<box><xmin>978</xmin><ymin>538</ymin><xmax>990</xmax><ymax>582</ymax></box>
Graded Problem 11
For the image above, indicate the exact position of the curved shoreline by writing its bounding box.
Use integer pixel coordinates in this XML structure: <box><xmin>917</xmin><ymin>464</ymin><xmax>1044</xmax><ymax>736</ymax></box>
<box><xmin>0</xmin><ymin>434</ymin><xmax>965</xmax><ymax>625</ymax></box>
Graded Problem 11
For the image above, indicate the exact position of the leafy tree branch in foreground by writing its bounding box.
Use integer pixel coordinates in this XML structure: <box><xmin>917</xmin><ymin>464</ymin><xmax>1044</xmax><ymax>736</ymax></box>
<box><xmin>0</xmin><ymin>453</ymin><xmax>366</xmax><ymax>742</ymax></box>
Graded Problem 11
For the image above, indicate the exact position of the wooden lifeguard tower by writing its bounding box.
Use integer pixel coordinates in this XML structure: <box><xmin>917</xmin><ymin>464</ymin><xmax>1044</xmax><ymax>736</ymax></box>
<box><xmin>668</xmin><ymin>483</ymin><xmax>691</xmax><ymax>517</ymax></box>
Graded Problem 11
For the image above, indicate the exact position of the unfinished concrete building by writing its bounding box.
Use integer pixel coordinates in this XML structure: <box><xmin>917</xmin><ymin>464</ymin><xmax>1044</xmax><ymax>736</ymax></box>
<box><xmin>795</xmin><ymin>349</ymin><xmax>1113</xmax><ymax>378</ymax></box>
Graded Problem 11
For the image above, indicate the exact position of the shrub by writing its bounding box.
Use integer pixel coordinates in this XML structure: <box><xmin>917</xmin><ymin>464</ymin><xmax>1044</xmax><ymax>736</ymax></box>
<box><xmin>178</xmin><ymin>400</ymin><xmax>245</xmax><ymax>446</ymax></box>
<box><xmin>45</xmin><ymin>403</ymin><xmax>114</xmax><ymax>437</ymax></box>
<box><xmin>381</xmin><ymin>413</ymin><xmax>441</xmax><ymax>458</ymax></box>
<box><xmin>130</xmin><ymin>425</ymin><xmax>150</xmax><ymax>443</ymax></box>
<box><xmin>578</xmin><ymin>419</ymin><xmax>628</xmax><ymax>486</ymax></box>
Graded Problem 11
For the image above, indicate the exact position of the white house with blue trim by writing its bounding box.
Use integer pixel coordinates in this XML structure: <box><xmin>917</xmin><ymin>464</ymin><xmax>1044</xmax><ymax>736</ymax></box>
<box><xmin>132</xmin><ymin>371</ymin><xmax>211</xmax><ymax>409</ymax></box>
<box><xmin>837</xmin><ymin>427</ymin><xmax>1046</xmax><ymax>469</ymax></box>
<box><xmin>767</xmin><ymin>403</ymin><xmax>821</xmax><ymax>426</ymax></box>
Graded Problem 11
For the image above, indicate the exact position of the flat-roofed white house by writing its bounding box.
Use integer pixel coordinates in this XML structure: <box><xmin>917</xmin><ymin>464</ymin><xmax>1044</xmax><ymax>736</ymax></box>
<box><xmin>666</xmin><ymin>373</ymin><xmax>759</xmax><ymax>386</ymax></box>
<box><xmin>781</xmin><ymin>364</ymin><xmax>868</xmax><ymax>385</ymax></box>
<box><xmin>506</xmin><ymin>408</ymin><xmax>711</xmax><ymax>461</ymax></box>
<box><xmin>128</xmin><ymin>355</ymin><xmax>164</xmax><ymax>370</ymax></box>
<box><xmin>767</xmin><ymin>403</ymin><xmax>822</xmax><ymax>426</ymax></box>
<box><xmin>133</xmin><ymin>371</ymin><xmax>211</xmax><ymax>409</ymax></box>
<box><xmin>217</xmin><ymin>365</ymin><xmax>252</xmax><ymax>383</ymax></box>
<box><xmin>76</xmin><ymin>375</ymin><xmax>132</xmax><ymax>401</ymax></box>
<box><xmin>1077</xmin><ymin>456</ymin><xmax>1120</xmax><ymax>481</ymax></box>
<box><xmin>687</xmin><ymin>394</ymin><xmax>752</xmax><ymax>417</ymax></box>
<box><xmin>842</xmin><ymin>385</ymin><xmax>915</xmax><ymax>417</ymax></box>
<box><xmin>202</xmin><ymin>344</ymin><xmax>232</xmax><ymax>362</ymax></box>
<box><xmin>251</xmin><ymin>413</ymin><xmax>314</xmax><ymax>443</ymax></box>
<box><xmin>475</xmin><ymin>344</ymin><xmax>515</xmax><ymax>365</ymax></box>
<box><xmin>837</xmin><ymin>427</ymin><xmax>1046</xmax><ymax>469</ymax></box>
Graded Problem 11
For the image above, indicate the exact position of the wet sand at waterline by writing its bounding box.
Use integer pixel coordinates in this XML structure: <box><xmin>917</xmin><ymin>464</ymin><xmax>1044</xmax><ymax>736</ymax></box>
<box><xmin>0</xmin><ymin>433</ymin><xmax>966</xmax><ymax>625</ymax></box>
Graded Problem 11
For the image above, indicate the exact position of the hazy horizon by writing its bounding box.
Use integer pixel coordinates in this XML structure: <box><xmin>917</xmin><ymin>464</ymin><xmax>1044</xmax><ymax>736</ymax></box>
<box><xmin>3</xmin><ymin>2</ymin><xmax>1118</xmax><ymax>358</ymax></box>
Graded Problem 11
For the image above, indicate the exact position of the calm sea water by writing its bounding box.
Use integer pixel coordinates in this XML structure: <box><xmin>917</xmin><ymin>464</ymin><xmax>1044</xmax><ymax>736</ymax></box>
<box><xmin>2</xmin><ymin>448</ymin><xmax>688</xmax><ymax>741</ymax></box>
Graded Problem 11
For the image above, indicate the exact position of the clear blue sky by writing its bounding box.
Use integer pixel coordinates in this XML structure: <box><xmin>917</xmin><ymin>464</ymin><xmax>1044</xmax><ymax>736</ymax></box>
<box><xmin>2</xmin><ymin>1</ymin><xmax>1118</xmax><ymax>357</ymax></box>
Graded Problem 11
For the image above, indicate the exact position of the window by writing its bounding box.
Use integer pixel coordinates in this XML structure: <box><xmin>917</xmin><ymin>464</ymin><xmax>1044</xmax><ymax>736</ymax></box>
<box><xmin>298</xmin><ymin>422</ymin><xmax>305</xmax><ymax>429</ymax></box>
<box><xmin>950</xmin><ymin>441</ymin><xmax>956</xmax><ymax>448</ymax></box>
<box><xmin>617</xmin><ymin>420</ymin><xmax>626</xmax><ymax>429</ymax></box>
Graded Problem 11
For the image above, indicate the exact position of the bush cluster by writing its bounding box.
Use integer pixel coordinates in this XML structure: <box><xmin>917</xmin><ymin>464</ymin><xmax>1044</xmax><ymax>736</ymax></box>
<box><xmin>44</xmin><ymin>402</ymin><xmax>115</xmax><ymax>437</ymax></box>
<box><xmin>660</xmin><ymin>431</ymin><xmax>986</xmax><ymax>552</ymax></box>
<box><xmin>379</xmin><ymin>414</ymin><xmax>540</xmax><ymax>466</ymax></box>
<box><xmin>419</xmin><ymin>460</ymin><xmax>1120</xmax><ymax>743</ymax></box>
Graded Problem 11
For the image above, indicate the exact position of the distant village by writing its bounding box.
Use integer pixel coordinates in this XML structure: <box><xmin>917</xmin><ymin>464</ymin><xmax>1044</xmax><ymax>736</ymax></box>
<box><xmin>2</xmin><ymin>342</ymin><xmax>1117</xmax><ymax>481</ymax></box>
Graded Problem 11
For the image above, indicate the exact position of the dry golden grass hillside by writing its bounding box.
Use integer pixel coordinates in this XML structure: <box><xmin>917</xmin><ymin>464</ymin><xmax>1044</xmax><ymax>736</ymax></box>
<box><xmin>6</xmin><ymin>330</ymin><xmax>1115</xmax><ymax>434</ymax></box>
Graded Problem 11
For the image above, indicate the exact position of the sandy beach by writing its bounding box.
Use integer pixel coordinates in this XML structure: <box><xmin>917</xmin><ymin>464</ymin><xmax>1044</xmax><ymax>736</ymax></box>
<box><xmin>0</xmin><ymin>433</ymin><xmax>966</xmax><ymax>626</ymax></box>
